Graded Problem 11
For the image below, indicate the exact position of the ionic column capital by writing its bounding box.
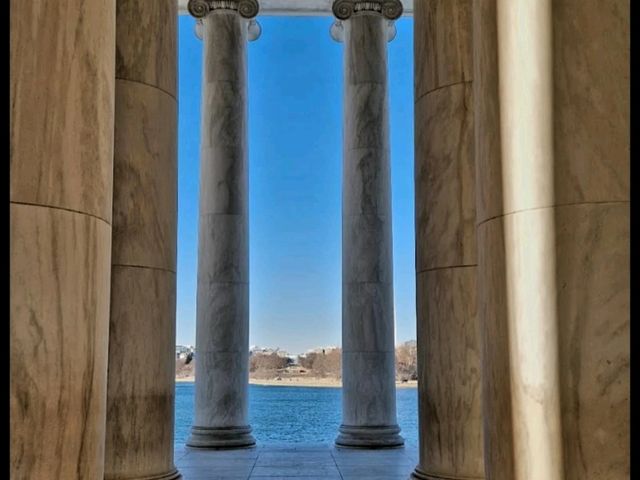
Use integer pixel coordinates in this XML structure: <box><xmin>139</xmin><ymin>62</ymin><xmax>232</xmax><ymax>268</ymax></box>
<box><xmin>330</xmin><ymin>1</ymin><xmax>401</xmax><ymax>43</ymax></box>
<box><xmin>193</xmin><ymin>7</ymin><xmax>262</xmax><ymax>42</ymax></box>
<box><xmin>187</xmin><ymin>0</ymin><xmax>259</xmax><ymax>19</ymax></box>
<box><xmin>332</xmin><ymin>0</ymin><xmax>403</xmax><ymax>21</ymax></box>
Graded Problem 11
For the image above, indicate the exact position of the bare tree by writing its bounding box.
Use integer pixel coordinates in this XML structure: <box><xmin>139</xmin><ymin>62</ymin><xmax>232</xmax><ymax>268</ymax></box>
<box><xmin>250</xmin><ymin>352</ymin><xmax>289</xmax><ymax>373</ymax></box>
<box><xmin>395</xmin><ymin>341</ymin><xmax>418</xmax><ymax>381</ymax></box>
<box><xmin>298</xmin><ymin>353</ymin><xmax>317</xmax><ymax>370</ymax></box>
<box><xmin>311</xmin><ymin>349</ymin><xmax>341</xmax><ymax>378</ymax></box>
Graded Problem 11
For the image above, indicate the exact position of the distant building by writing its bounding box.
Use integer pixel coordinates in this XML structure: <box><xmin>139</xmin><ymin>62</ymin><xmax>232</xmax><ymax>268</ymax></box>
<box><xmin>176</xmin><ymin>345</ymin><xmax>195</xmax><ymax>358</ymax></box>
<box><xmin>247</xmin><ymin>346</ymin><xmax>296</xmax><ymax>365</ymax></box>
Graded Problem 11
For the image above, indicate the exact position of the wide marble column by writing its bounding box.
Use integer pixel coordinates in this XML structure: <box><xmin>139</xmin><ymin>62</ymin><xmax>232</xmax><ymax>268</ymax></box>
<box><xmin>473</xmin><ymin>1</ymin><xmax>629</xmax><ymax>479</ymax></box>
<box><xmin>331</xmin><ymin>0</ymin><xmax>404</xmax><ymax>449</ymax></box>
<box><xmin>103</xmin><ymin>1</ymin><xmax>180</xmax><ymax>479</ymax></box>
<box><xmin>411</xmin><ymin>1</ymin><xmax>485</xmax><ymax>479</ymax></box>
<box><xmin>186</xmin><ymin>0</ymin><xmax>260</xmax><ymax>449</ymax></box>
<box><xmin>10</xmin><ymin>0</ymin><xmax>115</xmax><ymax>478</ymax></box>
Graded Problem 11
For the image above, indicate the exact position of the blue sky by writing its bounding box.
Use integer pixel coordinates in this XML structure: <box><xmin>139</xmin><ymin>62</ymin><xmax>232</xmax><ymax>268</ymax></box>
<box><xmin>177</xmin><ymin>15</ymin><xmax>414</xmax><ymax>353</ymax></box>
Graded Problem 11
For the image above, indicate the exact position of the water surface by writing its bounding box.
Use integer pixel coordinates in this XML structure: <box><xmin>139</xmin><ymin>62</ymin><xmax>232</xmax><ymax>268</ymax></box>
<box><xmin>175</xmin><ymin>383</ymin><xmax>418</xmax><ymax>447</ymax></box>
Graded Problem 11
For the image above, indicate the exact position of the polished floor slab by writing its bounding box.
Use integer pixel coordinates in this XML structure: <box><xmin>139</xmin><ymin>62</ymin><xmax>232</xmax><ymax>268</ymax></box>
<box><xmin>175</xmin><ymin>443</ymin><xmax>418</xmax><ymax>479</ymax></box>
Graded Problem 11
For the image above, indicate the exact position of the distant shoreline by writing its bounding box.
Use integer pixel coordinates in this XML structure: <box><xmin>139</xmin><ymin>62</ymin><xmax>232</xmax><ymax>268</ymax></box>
<box><xmin>176</xmin><ymin>376</ymin><xmax>417</xmax><ymax>389</ymax></box>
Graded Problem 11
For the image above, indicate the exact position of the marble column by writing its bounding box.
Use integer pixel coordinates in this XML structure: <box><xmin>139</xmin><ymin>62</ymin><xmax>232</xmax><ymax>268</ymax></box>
<box><xmin>331</xmin><ymin>0</ymin><xmax>404</xmax><ymax>449</ymax></box>
<box><xmin>186</xmin><ymin>0</ymin><xmax>260</xmax><ymax>449</ymax></box>
<box><xmin>103</xmin><ymin>1</ymin><xmax>180</xmax><ymax>479</ymax></box>
<box><xmin>473</xmin><ymin>0</ymin><xmax>629</xmax><ymax>479</ymax></box>
<box><xmin>411</xmin><ymin>1</ymin><xmax>484</xmax><ymax>479</ymax></box>
<box><xmin>10</xmin><ymin>0</ymin><xmax>115</xmax><ymax>478</ymax></box>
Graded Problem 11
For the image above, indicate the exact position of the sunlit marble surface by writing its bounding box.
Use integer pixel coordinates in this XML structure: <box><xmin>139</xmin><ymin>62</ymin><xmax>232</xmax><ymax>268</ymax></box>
<box><xmin>473</xmin><ymin>0</ymin><xmax>629</xmax><ymax>478</ymax></box>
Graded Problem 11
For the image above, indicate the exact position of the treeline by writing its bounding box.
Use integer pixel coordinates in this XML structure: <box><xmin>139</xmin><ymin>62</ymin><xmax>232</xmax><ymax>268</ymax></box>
<box><xmin>249</xmin><ymin>352</ymin><xmax>290</xmax><ymax>372</ymax></box>
<box><xmin>247</xmin><ymin>341</ymin><xmax>417</xmax><ymax>381</ymax></box>
<box><xmin>395</xmin><ymin>341</ymin><xmax>418</xmax><ymax>381</ymax></box>
<box><xmin>298</xmin><ymin>349</ymin><xmax>341</xmax><ymax>377</ymax></box>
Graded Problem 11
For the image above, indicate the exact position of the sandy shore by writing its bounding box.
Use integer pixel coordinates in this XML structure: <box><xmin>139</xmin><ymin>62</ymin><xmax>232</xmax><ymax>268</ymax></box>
<box><xmin>176</xmin><ymin>376</ymin><xmax>417</xmax><ymax>388</ymax></box>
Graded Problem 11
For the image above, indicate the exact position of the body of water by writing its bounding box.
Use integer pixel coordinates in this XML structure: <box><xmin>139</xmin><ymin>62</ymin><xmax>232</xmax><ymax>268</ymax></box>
<box><xmin>175</xmin><ymin>383</ymin><xmax>418</xmax><ymax>447</ymax></box>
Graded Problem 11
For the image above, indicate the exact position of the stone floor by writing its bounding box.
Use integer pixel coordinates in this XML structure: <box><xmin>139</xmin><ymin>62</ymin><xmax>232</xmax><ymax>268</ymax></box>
<box><xmin>174</xmin><ymin>443</ymin><xmax>418</xmax><ymax>479</ymax></box>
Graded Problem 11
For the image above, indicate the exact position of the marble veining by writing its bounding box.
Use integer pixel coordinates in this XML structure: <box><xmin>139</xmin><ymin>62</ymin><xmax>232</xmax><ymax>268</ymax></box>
<box><xmin>413</xmin><ymin>1</ymin><xmax>483</xmax><ymax>478</ymax></box>
<box><xmin>338</xmin><ymin>1</ymin><xmax>401</xmax><ymax>448</ymax></box>
<box><xmin>193</xmin><ymin>351</ymin><xmax>250</xmax><ymax>427</ymax></box>
<box><xmin>195</xmin><ymin>282</ymin><xmax>249</xmax><ymax>352</ymax></box>
<box><xmin>201</xmin><ymin>81</ymin><xmax>247</xmax><ymax>148</ymax></box>
<box><xmin>555</xmin><ymin>202</ymin><xmax>629</xmax><ymax>480</ymax></box>
<box><xmin>105</xmin><ymin>267</ymin><xmax>178</xmax><ymax>479</ymax></box>
<box><xmin>10</xmin><ymin>0</ymin><xmax>115</xmax><ymax>223</ymax></box>
<box><xmin>341</xmin><ymin>352</ymin><xmax>398</xmax><ymax>426</ymax></box>
<box><xmin>551</xmin><ymin>0</ymin><xmax>629</xmax><ymax>207</ymax></box>
<box><xmin>10</xmin><ymin>0</ymin><xmax>630</xmax><ymax>477</ymax></box>
<box><xmin>341</xmin><ymin>282</ymin><xmax>394</xmax><ymax>353</ymax></box>
<box><xmin>415</xmin><ymin>82</ymin><xmax>475</xmax><ymax>272</ymax></box>
<box><xmin>342</xmin><ymin>214</ymin><xmax>393</xmax><ymax>284</ymax></box>
<box><xmin>343</xmin><ymin>148</ymin><xmax>391</xmax><ymax>216</ymax></box>
<box><xmin>199</xmin><ymin>145</ymin><xmax>247</xmax><ymax>215</ymax></box>
<box><xmin>105</xmin><ymin>1</ymin><xmax>180</xmax><ymax>477</ymax></box>
<box><xmin>10</xmin><ymin>0</ymin><xmax>115</xmax><ymax>477</ymax></box>
<box><xmin>202</xmin><ymin>13</ymin><xmax>248</xmax><ymax>82</ymax></box>
<box><xmin>189</xmin><ymin>7</ymin><xmax>254</xmax><ymax>448</ymax></box>
<box><xmin>111</xmin><ymin>80</ymin><xmax>177</xmax><ymax>272</ymax></box>
<box><xmin>115</xmin><ymin>0</ymin><xmax>177</xmax><ymax>96</ymax></box>
<box><xmin>472</xmin><ymin>2</ymin><xmax>629</xmax><ymax>478</ymax></box>
<box><xmin>345</xmin><ymin>84</ymin><xmax>389</xmax><ymax>150</ymax></box>
<box><xmin>345</xmin><ymin>15</ymin><xmax>387</xmax><ymax>84</ymax></box>
<box><xmin>414</xmin><ymin>0</ymin><xmax>472</xmax><ymax>99</ymax></box>
<box><xmin>415</xmin><ymin>269</ymin><xmax>484</xmax><ymax>478</ymax></box>
<box><xmin>10</xmin><ymin>204</ymin><xmax>112</xmax><ymax>479</ymax></box>
<box><xmin>198</xmin><ymin>214</ymin><xmax>249</xmax><ymax>282</ymax></box>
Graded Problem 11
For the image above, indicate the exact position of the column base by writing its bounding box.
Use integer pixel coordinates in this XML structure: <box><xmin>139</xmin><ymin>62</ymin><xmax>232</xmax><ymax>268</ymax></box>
<box><xmin>410</xmin><ymin>468</ymin><xmax>438</xmax><ymax>480</ymax></box>
<box><xmin>146</xmin><ymin>469</ymin><xmax>182</xmax><ymax>480</ymax></box>
<box><xmin>108</xmin><ymin>468</ymin><xmax>181</xmax><ymax>480</ymax></box>
<box><xmin>186</xmin><ymin>426</ymin><xmax>256</xmax><ymax>449</ymax></box>
<box><xmin>335</xmin><ymin>424</ymin><xmax>404</xmax><ymax>449</ymax></box>
<box><xmin>410</xmin><ymin>467</ymin><xmax>483</xmax><ymax>480</ymax></box>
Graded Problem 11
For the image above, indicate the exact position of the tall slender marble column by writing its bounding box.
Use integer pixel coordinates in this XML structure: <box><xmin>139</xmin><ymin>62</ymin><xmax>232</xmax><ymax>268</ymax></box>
<box><xmin>10</xmin><ymin>0</ymin><xmax>115</xmax><ymax>478</ymax></box>
<box><xmin>412</xmin><ymin>0</ymin><xmax>485</xmax><ymax>478</ymax></box>
<box><xmin>103</xmin><ymin>1</ymin><xmax>180</xmax><ymax>479</ymax></box>
<box><xmin>187</xmin><ymin>0</ymin><xmax>260</xmax><ymax>449</ymax></box>
<box><xmin>473</xmin><ymin>0</ymin><xmax>629</xmax><ymax>479</ymax></box>
<box><xmin>331</xmin><ymin>0</ymin><xmax>404</xmax><ymax>449</ymax></box>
